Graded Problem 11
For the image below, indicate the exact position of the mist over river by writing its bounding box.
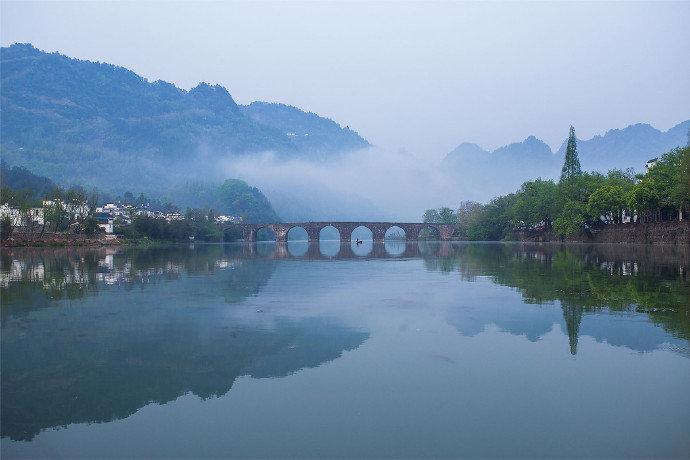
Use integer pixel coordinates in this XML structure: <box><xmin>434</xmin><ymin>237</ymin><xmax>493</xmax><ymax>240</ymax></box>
<box><xmin>1</xmin><ymin>242</ymin><xmax>689</xmax><ymax>458</ymax></box>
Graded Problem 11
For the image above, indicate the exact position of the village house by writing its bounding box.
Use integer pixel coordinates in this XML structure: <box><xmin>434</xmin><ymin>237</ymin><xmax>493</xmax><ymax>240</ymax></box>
<box><xmin>215</xmin><ymin>215</ymin><xmax>242</xmax><ymax>224</ymax></box>
<box><xmin>0</xmin><ymin>204</ymin><xmax>45</xmax><ymax>227</ymax></box>
<box><xmin>95</xmin><ymin>212</ymin><xmax>114</xmax><ymax>234</ymax></box>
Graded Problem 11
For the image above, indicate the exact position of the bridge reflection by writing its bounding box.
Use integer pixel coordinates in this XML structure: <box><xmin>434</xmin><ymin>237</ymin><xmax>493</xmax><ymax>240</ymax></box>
<box><xmin>237</xmin><ymin>240</ymin><xmax>455</xmax><ymax>260</ymax></box>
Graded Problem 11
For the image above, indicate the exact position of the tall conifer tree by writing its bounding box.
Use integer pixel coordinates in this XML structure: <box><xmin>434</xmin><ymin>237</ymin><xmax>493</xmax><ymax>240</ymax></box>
<box><xmin>560</xmin><ymin>126</ymin><xmax>582</xmax><ymax>182</ymax></box>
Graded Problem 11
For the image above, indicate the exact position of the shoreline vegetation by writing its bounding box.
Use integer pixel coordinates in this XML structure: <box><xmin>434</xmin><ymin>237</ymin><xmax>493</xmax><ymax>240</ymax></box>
<box><xmin>423</xmin><ymin>128</ymin><xmax>689</xmax><ymax>244</ymax></box>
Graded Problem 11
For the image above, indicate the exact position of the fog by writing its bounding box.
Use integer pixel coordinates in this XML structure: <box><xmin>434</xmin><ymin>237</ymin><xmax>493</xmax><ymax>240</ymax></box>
<box><xmin>218</xmin><ymin>148</ymin><xmax>460</xmax><ymax>222</ymax></box>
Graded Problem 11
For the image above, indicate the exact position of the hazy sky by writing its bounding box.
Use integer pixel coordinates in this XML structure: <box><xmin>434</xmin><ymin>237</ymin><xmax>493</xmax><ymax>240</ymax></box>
<box><xmin>2</xmin><ymin>1</ymin><xmax>689</xmax><ymax>156</ymax></box>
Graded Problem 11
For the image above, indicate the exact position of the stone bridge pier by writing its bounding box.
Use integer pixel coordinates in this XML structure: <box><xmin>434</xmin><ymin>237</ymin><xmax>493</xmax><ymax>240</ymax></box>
<box><xmin>225</xmin><ymin>222</ymin><xmax>457</xmax><ymax>243</ymax></box>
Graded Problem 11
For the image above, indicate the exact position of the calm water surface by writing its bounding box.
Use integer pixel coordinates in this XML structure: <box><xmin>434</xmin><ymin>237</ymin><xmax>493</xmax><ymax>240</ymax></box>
<box><xmin>1</xmin><ymin>241</ymin><xmax>689</xmax><ymax>458</ymax></box>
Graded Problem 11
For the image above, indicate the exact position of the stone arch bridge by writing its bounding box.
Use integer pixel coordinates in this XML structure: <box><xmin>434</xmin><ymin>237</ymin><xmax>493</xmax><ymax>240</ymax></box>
<box><xmin>221</xmin><ymin>222</ymin><xmax>457</xmax><ymax>243</ymax></box>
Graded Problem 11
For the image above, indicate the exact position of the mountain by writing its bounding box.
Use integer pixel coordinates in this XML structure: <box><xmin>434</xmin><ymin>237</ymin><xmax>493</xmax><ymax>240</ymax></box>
<box><xmin>556</xmin><ymin>121</ymin><xmax>690</xmax><ymax>172</ymax></box>
<box><xmin>174</xmin><ymin>179</ymin><xmax>279</xmax><ymax>223</ymax></box>
<box><xmin>444</xmin><ymin>135</ymin><xmax>561</xmax><ymax>200</ymax></box>
<box><xmin>0</xmin><ymin>162</ymin><xmax>57</xmax><ymax>202</ymax></box>
<box><xmin>0</xmin><ymin>43</ymin><xmax>369</xmax><ymax>192</ymax></box>
<box><xmin>241</xmin><ymin>102</ymin><xmax>369</xmax><ymax>159</ymax></box>
<box><xmin>444</xmin><ymin>121</ymin><xmax>689</xmax><ymax>201</ymax></box>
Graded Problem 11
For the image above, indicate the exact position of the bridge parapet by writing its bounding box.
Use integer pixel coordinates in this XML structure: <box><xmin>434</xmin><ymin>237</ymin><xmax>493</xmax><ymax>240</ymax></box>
<box><xmin>221</xmin><ymin>222</ymin><xmax>457</xmax><ymax>243</ymax></box>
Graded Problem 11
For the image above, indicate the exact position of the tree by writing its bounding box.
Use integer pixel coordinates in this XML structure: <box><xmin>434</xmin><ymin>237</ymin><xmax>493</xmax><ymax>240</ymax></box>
<box><xmin>512</xmin><ymin>179</ymin><xmax>560</xmax><ymax>227</ymax></box>
<box><xmin>627</xmin><ymin>179</ymin><xmax>660</xmax><ymax>215</ymax></box>
<box><xmin>456</xmin><ymin>201</ymin><xmax>483</xmax><ymax>238</ymax></box>
<box><xmin>423</xmin><ymin>209</ymin><xmax>440</xmax><ymax>223</ymax></box>
<box><xmin>628</xmin><ymin>148</ymin><xmax>683</xmax><ymax>220</ymax></box>
<box><xmin>438</xmin><ymin>207</ymin><xmax>458</xmax><ymax>224</ymax></box>
<box><xmin>559</xmin><ymin>172</ymin><xmax>606</xmax><ymax>204</ymax></box>
<box><xmin>465</xmin><ymin>194</ymin><xmax>517</xmax><ymax>241</ymax></box>
<box><xmin>560</xmin><ymin>126</ymin><xmax>582</xmax><ymax>182</ymax></box>
<box><xmin>81</xmin><ymin>216</ymin><xmax>101</xmax><ymax>236</ymax></box>
<box><xmin>554</xmin><ymin>201</ymin><xmax>588</xmax><ymax>236</ymax></box>
<box><xmin>588</xmin><ymin>185</ymin><xmax>627</xmax><ymax>223</ymax></box>
<box><xmin>44</xmin><ymin>191</ymin><xmax>69</xmax><ymax>232</ymax></box>
<box><xmin>0</xmin><ymin>215</ymin><xmax>13</xmax><ymax>240</ymax></box>
<box><xmin>423</xmin><ymin>207</ymin><xmax>457</xmax><ymax>224</ymax></box>
<box><xmin>213</xmin><ymin>179</ymin><xmax>278</xmax><ymax>223</ymax></box>
<box><xmin>672</xmin><ymin>147</ymin><xmax>690</xmax><ymax>216</ymax></box>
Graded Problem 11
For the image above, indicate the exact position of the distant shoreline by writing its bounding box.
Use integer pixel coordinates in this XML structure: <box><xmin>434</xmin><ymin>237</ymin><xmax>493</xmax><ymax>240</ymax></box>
<box><xmin>1</xmin><ymin>233</ymin><xmax>123</xmax><ymax>248</ymax></box>
<box><xmin>511</xmin><ymin>220</ymin><xmax>690</xmax><ymax>245</ymax></box>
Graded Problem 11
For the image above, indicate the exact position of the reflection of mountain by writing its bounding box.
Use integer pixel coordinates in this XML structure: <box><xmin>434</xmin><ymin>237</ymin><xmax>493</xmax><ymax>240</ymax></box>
<box><xmin>1</xmin><ymin>277</ymin><xmax>368</xmax><ymax>441</ymax></box>
<box><xmin>2</xmin><ymin>245</ymin><xmax>369</xmax><ymax>440</ymax></box>
<box><xmin>439</xmin><ymin>243</ymin><xmax>690</xmax><ymax>355</ymax></box>
<box><xmin>447</xmin><ymin>300</ymin><xmax>562</xmax><ymax>342</ymax></box>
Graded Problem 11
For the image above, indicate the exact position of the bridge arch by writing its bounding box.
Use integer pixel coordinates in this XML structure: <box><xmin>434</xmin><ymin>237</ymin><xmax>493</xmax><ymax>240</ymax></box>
<box><xmin>384</xmin><ymin>225</ymin><xmax>407</xmax><ymax>241</ymax></box>
<box><xmin>255</xmin><ymin>225</ymin><xmax>277</xmax><ymax>242</ymax></box>
<box><xmin>350</xmin><ymin>225</ymin><xmax>374</xmax><ymax>242</ymax></box>
<box><xmin>287</xmin><ymin>225</ymin><xmax>309</xmax><ymax>242</ymax></box>
<box><xmin>319</xmin><ymin>225</ymin><xmax>340</xmax><ymax>241</ymax></box>
<box><xmin>222</xmin><ymin>226</ymin><xmax>243</xmax><ymax>242</ymax></box>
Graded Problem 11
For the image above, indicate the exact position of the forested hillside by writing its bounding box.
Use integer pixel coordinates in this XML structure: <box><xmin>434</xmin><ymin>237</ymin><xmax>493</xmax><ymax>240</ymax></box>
<box><xmin>241</xmin><ymin>102</ymin><xmax>369</xmax><ymax>158</ymax></box>
<box><xmin>0</xmin><ymin>163</ymin><xmax>57</xmax><ymax>202</ymax></box>
<box><xmin>0</xmin><ymin>44</ymin><xmax>369</xmax><ymax>192</ymax></box>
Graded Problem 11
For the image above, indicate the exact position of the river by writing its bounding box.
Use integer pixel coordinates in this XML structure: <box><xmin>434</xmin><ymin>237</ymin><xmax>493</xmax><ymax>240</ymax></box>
<box><xmin>1</xmin><ymin>241</ymin><xmax>689</xmax><ymax>458</ymax></box>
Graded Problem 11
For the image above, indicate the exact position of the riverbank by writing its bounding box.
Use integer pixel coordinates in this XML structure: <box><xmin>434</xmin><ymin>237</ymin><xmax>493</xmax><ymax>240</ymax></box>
<box><xmin>513</xmin><ymin>220</ymin><xmax>690</xmax><ymax>245</ymax></box>
<box><xmin>0</xmin><ymin>232</ymin><xmax>123</xmax><ymax>247</ymax></box>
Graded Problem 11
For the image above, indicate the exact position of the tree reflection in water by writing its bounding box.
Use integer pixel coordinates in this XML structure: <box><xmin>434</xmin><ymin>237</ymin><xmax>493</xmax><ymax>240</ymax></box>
<box><xmin>1</xmin><ymin>242</ymin><xmax>688</xmax><ymax>442</ymax></box>
<box><xmin>429</xmin><ymin>243</ymin><xmax>689</xmax><ymax>354</ymax></box>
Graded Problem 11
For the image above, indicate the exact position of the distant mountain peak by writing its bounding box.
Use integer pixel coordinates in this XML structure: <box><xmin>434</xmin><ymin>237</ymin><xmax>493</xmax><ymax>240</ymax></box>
<box><xmin>522</xmin><ymin>135</ymin><xmax>547</xmax><ymax>146</ymax></box>
<box><xmin>442</xmin><ymin>119</ymin><xmax>688</xmax><ymax>202</ymax></box>
<box><xmin>444</xmin><ymin>142</ymin><xmax>489</xmax><ymax>164</ymax></box>
<box><xmin>449</xmin><ymin>142</ymin><xmax>488</xmax><ymax>154</ymax></box>
<box><xmin>188</xmin><ymin>82</ymin><xmax>239</xmax><ymax>113</ymax></box>
<box><xmin>3</xmin><ymin>42</ymin><xmax>38</xmax><ymax>53</ymax></box>
<box><xmin>493</xmin><ymin>135</ymin><xmax>552</xmax><ymax>157</ymax></box>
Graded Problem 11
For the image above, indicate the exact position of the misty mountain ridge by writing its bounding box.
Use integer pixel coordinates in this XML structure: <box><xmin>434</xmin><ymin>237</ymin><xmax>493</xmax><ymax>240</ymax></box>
<box><xmin>555</xmin><ymin>121</ymin><xmax>690</xmax><ymax>172</ymax></box>
<box><xmin>0</xmin><ymin>43</ymin><xmax>370</xmax><ymax>191</ymax></box>
<box><xmin>444</xmin><ymin>120</ymin><xmax>689</xmax><ymax>201</ymax></box>
<box><xmin>241</xmin><ymin>102</ymin><xmax>369</xmax><ymax>158</ymax></box>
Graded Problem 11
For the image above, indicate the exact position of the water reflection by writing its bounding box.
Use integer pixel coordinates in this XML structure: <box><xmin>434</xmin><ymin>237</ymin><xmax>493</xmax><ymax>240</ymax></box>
<box><xmin>1</xmin><ymin>242</ymin><xmax>688</xmax><ymax>446</ymax></box>
<box><xmin>442</xmin><ymin>243</ymin><xmax>690</xmax><ymax>354</ymax></box>
<box><xmin>0</xmin><ymin>245</ymin><xmax>370</xmax><ymax>441</ymax></box>
<box><xmin>384</xmin><ymin>240</ymin><xmax>406</xmax><ymax>257</ymax></box>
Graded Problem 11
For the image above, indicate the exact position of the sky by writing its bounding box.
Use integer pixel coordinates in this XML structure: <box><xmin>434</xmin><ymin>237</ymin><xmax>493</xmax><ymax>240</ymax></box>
<box><xmin>2</xmin><ymin>1</ymin><xmax>689</xmax><ymax>157</ymax></box>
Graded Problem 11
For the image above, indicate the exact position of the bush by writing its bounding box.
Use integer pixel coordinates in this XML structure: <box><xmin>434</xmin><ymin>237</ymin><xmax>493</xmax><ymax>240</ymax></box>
<box><xmin>1</xmin><ymin>216</ymin><xmax>13</xmax><ymax>240</ymax></box>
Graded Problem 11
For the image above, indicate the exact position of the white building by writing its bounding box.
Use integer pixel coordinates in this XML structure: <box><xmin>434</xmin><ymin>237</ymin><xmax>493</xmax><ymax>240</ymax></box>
<box><xmin>0</xmin><ymin>204</ymin><xmax>44</xmax><ymax>227</ymax></box>
<box><xmin>645</xmin><ymin>158</ymin><xmax>658</xmax><ymax>173</ymax></box>
<box><xmin>216</xmin><ymin>215</ymin><xmax>242</xmax><ymax>224</ymax></box>
<box><xmin>95</xmin><ymin>212</ymin><xmax>114</xmax><ymax>234</ymax></box>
